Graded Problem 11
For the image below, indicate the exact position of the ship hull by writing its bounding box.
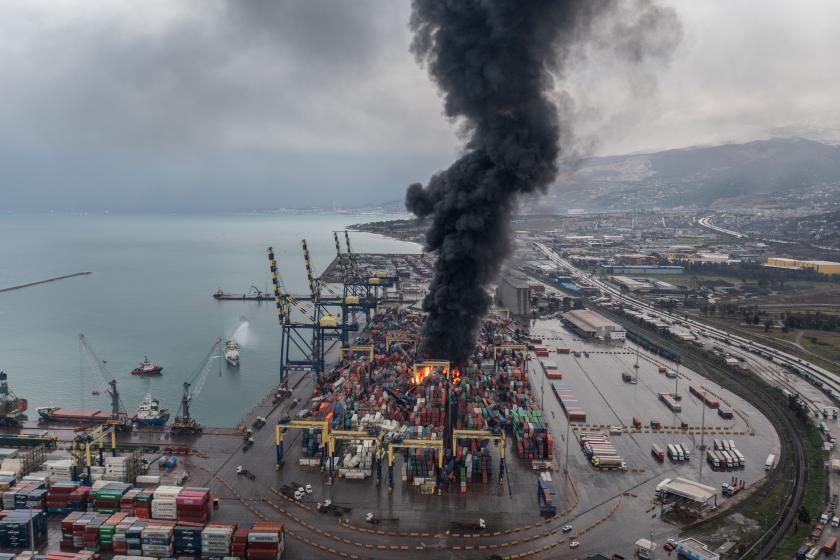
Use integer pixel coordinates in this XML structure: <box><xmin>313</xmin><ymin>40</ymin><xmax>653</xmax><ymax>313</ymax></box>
<box><xmin>135</xmin><ymin>414</ymin><xmax>170</xmax><ymax>426</ymax></box>
<box><xmin>131</xmin><ymin>367</ymin><xmax>163</xmax><ymax>376</ymax></box>
<box><xmin>38</xmin><ymin>408</ymin><xmax>136</xmax><ymax>424</ymax></box>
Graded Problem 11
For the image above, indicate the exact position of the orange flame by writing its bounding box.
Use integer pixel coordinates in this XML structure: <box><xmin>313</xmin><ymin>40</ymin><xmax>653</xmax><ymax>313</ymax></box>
<box><xmin>412</xmin><ymin>365</ymin><xmax>460</xmax><ymax>384</ymax></box>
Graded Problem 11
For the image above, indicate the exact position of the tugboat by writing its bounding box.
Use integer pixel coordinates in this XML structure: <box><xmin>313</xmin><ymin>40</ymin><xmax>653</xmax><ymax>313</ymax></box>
<box><xmin>131</xmin><ymin>357</ymin><xmax>163</xmax><ymax>376</ymax></box>
<box><xmin>134</xmin><ymin>394</ymin><xmax>169</xmax><ymax>426</ymax></box>
<box><xmin>224</xmin><ymin>340</ymin><xmax>240</xmax><ymax>367</ymax></box>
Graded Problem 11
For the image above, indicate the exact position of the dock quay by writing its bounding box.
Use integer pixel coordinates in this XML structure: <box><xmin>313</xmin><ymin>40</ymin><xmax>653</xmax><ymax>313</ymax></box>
<box><xmin>0</xmin><ymin>248</ymin><xmax>782</xmax><ymax>558</ymax></box>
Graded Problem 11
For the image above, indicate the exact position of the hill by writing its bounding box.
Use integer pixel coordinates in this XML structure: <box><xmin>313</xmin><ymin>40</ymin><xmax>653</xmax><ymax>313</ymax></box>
<box><xmin>537</xmin><ymin>138</ymin><xmax>840</xmax><ymax>211</ymax></box>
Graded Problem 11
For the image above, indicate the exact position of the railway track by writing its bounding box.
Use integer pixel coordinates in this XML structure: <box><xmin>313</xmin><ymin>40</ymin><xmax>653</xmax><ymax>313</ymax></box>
<box><xmin>600</xmin><ymin>311</ymin><xmax>807</xmax><ymax>558</ymax></box>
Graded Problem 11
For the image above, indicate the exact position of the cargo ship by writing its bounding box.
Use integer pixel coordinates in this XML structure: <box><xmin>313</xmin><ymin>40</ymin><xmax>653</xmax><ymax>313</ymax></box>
<box><xmin>134</xmin><ymin>393</ymin><xmax>169</xmax><ymax>426</ymax></box>
<box><xmin>131</xmin><ymin>356</ymin><xmax>163</xmax><ymax>376</ymax></box>
<box><xmin>0</xmin><ymin>371</ymin><xmax>28</xmax><ymax>425</ymax></box>
<box><xmin>36</xmin><ymin>406</ymin><xmax>136</xmax><ymax>424</ymax></box>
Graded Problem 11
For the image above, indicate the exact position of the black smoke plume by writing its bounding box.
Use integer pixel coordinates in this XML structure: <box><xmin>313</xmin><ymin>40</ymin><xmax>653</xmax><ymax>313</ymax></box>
<box><xmin>406</xmin><ymin>0</ymin><xmax>679</xmax><ymax>364</ymax></box>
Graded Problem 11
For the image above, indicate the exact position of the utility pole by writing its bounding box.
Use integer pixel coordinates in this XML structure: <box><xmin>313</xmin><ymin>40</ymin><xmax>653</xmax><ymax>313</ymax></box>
<box><xmin>700</xmin><ymin>389</ymin><xmax>707</xmax><ymax>452</ymax></box>
<box><xmin>674</xmin><ymin>363</ymin><xmax>680</xmax><ymax>398</ymax></box>
<box><xmin>565</xmin><ymin>419</ymin><xmax>571</xmax><ymax>485</ymax></box>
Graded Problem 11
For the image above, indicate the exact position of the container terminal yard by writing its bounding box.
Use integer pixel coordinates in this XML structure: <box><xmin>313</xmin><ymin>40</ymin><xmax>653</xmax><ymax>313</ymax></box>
<box><xmin>0</xmin><ymin>233</ymin><xmax>835</xmax><ymax>560</ymax></box>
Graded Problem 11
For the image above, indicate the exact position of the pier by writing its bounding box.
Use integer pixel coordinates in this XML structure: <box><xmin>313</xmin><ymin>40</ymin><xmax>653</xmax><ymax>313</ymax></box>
<box><xmin>0</xmin><ymin>271</ymin><xmax>92</xmax><ymax>293</ymax></box>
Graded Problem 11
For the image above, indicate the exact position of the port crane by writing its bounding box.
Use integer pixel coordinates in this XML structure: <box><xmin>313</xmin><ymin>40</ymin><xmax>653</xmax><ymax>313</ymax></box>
<box><xmin>268</xmin><ymin>246</ymin><xmax>338</xmax><ymax>383</ymax></box>
<box><xmin>172</xmin><ymin>338</ymin><xmax>222</xmax><ymax>434</ymax></box>
<box><xmin>78</xmin><ymin>334</ymin><xmax>131</xmax><ymax>428</ymax></box>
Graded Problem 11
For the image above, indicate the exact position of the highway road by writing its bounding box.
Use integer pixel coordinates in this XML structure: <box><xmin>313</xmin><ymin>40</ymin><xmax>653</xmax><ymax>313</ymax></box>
<box><xmin>697</xmin><ymin>215</ymin><xmax>747</xmax><ymax>239</ymax></box>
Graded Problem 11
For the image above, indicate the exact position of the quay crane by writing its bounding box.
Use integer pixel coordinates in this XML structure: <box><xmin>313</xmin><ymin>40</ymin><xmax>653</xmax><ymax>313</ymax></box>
<box><xmin>78</xmin><ymin>334</ymin><xmax>131</xmax><ymax>429</ymax></box>
<box><xmin>172</xmin><ymin>338</ymin><xmax>222</xmax><ymax>434</ymax></box>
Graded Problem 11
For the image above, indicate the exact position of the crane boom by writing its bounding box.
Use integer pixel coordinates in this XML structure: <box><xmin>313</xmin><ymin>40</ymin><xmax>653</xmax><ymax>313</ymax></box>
<box><xmin>78</xmin><ymin>333</ymin><xmax>113</xmax><ymax>391</ymax></box>
<box><xmin>79</xmin><ymin>334</ymin><xmax>126</xmax><ymax>420</ymax></box>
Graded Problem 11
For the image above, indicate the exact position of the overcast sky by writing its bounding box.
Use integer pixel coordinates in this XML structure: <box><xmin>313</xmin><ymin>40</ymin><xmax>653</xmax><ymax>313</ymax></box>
<box><xmin>2</xmin><ymin>1</ymin><xmax>840</xmax><ymax>211</ymax></box>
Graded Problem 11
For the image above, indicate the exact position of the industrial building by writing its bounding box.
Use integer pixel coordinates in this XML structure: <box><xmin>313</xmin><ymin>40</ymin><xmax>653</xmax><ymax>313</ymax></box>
<box><xmin>676</xmin><ymin>537</ymin><xmax>721</xmax><ymax>560</ymax></box>
<box><xmin>563</xmin><ymin>309</ymin><xmax>626</xmax><ymax>341</ymax></box>
<box><xmin>658</xmin><ymin>478</ymin><xmax>718</xmax><ymax>515</ymax></box>
<box><xmin>599</xmin><ymin>264</ymin><xmax>684</xmax><ymax>275</ymax></box>
<box><xmin>495</xmin><ymin>274</ymin><xmax>531</xmax><ymax>316</ymax></box>
<box><xmin>610</xmin><ymin>276</ymin><xmax>683</xmax><ymax>294</ymax></box>
<box><xmin>766</xmin><ymin>257</ymin><xmax>840</xmax><ymax>275</ymax></box>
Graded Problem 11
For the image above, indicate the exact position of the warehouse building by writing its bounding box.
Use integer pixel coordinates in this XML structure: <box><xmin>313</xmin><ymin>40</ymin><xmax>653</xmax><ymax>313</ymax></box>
<box><xmin>563</xmin><ymin>309</ymin><xmax>626</xmax><ymax>341</ymax></box>
<box><xmin>766</xmin><ymin>257</ymin><xmax>840</xmax><ymax>275</ymax></box>
<box><xmin>495</xmin><ymin>275</ymin><xmax>531</xmax><ymax>316</ymax></box>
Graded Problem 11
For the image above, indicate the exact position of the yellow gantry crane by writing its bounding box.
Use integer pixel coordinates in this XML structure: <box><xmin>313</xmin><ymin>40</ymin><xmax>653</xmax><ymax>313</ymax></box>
<box><xmin>451</xmin><ymin>429</ymin><xmax>506</xmax><ymax>484</ymax></box>
<box><xmin>337</xmin><ymin>345</ymin><xmax>374</xmax><ymax>361</ymax></box>
<box><xmin>386</xmin><ymin>331</ymin><xmax>417</xmax><ymax>353</ymax></box>
<box><xmin>71</xmin><ymin>424</ymin><xmax>118</xmax><ymax>483</ymax></box>
<box><xmin>326</xmin><ymin>429</ymin><xmax>382</xmax><ymax>484</ymax></box>
<box><xmin>274</xmin><ymin>418</ymin><xmax>330</xmax><ymax>470</ymax></box>
<box><xmin>387</xmin><ymin>437</ymin><xmax>444</xmax><ymax>494</ymax></box>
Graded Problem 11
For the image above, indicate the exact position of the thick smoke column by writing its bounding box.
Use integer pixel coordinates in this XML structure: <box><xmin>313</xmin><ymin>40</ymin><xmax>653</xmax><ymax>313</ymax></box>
<box><xmin>406</xmin><ymin>0</ymin><xmax>678</xmax><ymax>364</ymax></box>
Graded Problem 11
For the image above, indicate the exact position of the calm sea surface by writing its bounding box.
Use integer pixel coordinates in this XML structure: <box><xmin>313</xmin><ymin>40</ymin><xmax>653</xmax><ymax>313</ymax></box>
<box><xmin>0</xmin><ymin>212</ymin><xmax>419</xmax><ymax>426</ymax></box>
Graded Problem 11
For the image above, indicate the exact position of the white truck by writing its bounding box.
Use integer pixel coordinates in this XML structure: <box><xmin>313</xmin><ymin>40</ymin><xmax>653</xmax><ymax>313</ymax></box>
<box><xmin>765</xmin><ymin>453</ymin><xmax>776</xmax><ymax>471</ymax></box>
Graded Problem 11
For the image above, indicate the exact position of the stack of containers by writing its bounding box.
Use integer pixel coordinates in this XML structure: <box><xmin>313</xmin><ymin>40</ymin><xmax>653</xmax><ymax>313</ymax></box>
<box><xmin>47</xmin><ymin>481</ymin><xmax>90</xmax><ymax>513</ymax></box>
<box><xmin>103</xmin><ymin>456</ymin><xmax>129</xmax><ymax>482</ymax></box>
<box><xmin>61</xmin><ymin>511</ymin><xmax>107</xmax><ymax>551</ymax></box>
<box><xmin>231</xmin><ymin>526</ymin><xmax>250</xmax><ymax>557</ymax></box>
<box><xmin>175</xmin><ymin>487</ymin><xmax>211</xmax><ymax>523</ymax></box>
<box><xmin>59</xmin><ymin>511</ymin><xmax>83</xmax><ymax>550</ymax></box>
<box><xmin>0</xmin><ymin>457</ymin><xmax>21</xmax><ymax>476</ymax></box>
<box><xmin>551</xmin><ymin>382</ymin><xmax>587</xmax><ymax>422</ymax></box>
<box><xmin>97</xmin><ymin>511</ymin><xmax>129</xmax><ymax>552</ymax></box>
<box><xmin>111</xmin><ymin>515</ymin><xmax>138</xmax><ymax>555</ymax></box>
<box><xmin>45</xmin><ymin>459</ymin><xmax>75</xmax><ymax>481</ymax></box>
<box><xmin>201</xmin><ymin>523</ymin><xmax>235</xmax><ymax>558</ymax></box>
<box><xmin>125</xmin><ymin>521</ymin><xmax>147</xmax><ymax>555</ymax></box>
<box><xmin>132</xmin><ymin>488</ymin><xmax>154</xmax><ymax>518</ymax></box>
<box><xmin>151</xmin><ymin>486</ymin><xmax>181</xmax><ymax>520</ymax></box>
<box><xmin>13</xmin><ymin>483</ymin><xmax>47</xmax><ymax>511</ymax></box>
<box><xmin>299</xmin><ymin>429</ymin><xmax>324</xmax><ymax>466</ymax></box>
<box><xmin>141</xmin><ymin>524</ymin><xmax>174</xmax><ymax>557</ymax></box>
<box><xmin>174</xmin><ymin>524</ymin><xmax>203</xmax><ymax>556</ymax></box>
<box><xmin>511</xmin><ymin>408</ymin><xmax>553</xmax><ymax>460</ymax></box>
<box><xmin>0</xmin><ymin>472</ymin><xmax>15</xmax><ymax>491</ymax></box>
<box><xmin>0</xmin><ymin>510</ymin><xmax>48</xmax><ymax>549</ymax></box>
<box><xmin>247</xmin><ymin>522</ymin><xmax>285</xmax><ymax>559</ymax></box>
<box><xmin>89</xmin><ymin>482</ymin><xmax>130</xmax><ymax>513</ymax></box>
<box><xmin>119</xmin><ymin>488</ymin><xmax>142</xmax><ymax>514</ymax></box>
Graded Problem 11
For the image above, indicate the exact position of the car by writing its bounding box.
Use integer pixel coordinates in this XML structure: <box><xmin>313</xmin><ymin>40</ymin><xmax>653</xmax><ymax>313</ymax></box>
<box><xmin>667</xmin><ymin>538</ymin><xmax>677</xmax><ymax>546</ymax></box>
<box><xmin>562</xmin><ymin>525</ymin><xmax>573</xmax><ymax>533</ymax></box>
<box><xmin>569</xmin><ymin>540</ymin><xmax>580</xmax><ymax>549</ymax></box>
<box><xmin>305</xmin><ymin>484</ymin><xmax>313</xmax><ymax>494</ymax></box>
<box><xmin>663</xmin><ymin>543</ymin><xmax>674</xmax><ymax>552</ymax></box>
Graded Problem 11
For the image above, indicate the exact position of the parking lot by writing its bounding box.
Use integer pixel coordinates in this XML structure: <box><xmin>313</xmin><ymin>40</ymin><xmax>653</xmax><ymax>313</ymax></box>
<box><xmin>527</xmin><ymin>318</ymin><xmax>781</xmax><ymax>557</ymax></box>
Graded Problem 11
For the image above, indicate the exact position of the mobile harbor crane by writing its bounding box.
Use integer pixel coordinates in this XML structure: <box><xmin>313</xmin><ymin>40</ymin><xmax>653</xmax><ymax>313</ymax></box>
<box><xmin>172</xmin><ymin>338</ymin><xmax>223</xmax><ymax>435</ymax></box>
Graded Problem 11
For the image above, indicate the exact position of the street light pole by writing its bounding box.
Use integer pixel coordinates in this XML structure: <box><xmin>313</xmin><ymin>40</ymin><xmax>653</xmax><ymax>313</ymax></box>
<box><xmin>565</xmin><ymin>419</ymin><xmax>571</xmax><ymax>484</ymax></box>
<box><xmin>700</xmin><ymin>389</ymin><xmax>707</xmax><ymax>452</ymax></box>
